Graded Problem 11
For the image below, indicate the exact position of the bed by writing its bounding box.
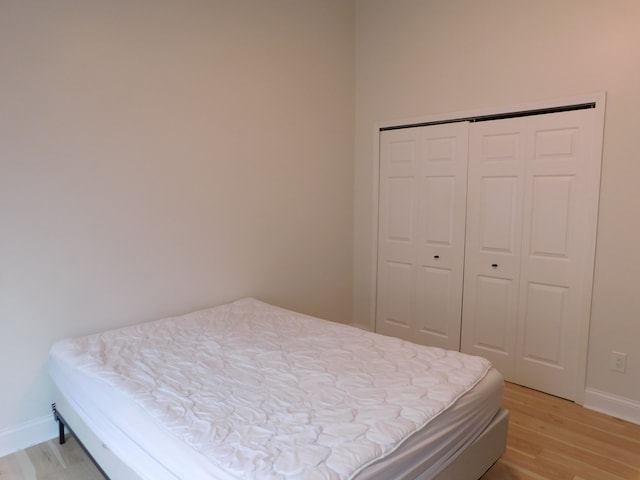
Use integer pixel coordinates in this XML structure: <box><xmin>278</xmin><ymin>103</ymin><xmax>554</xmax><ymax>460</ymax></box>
<box><xmin>49</xmin><ymin>298</ymin><xmax>508</xmax><ymax>480</ymax></box>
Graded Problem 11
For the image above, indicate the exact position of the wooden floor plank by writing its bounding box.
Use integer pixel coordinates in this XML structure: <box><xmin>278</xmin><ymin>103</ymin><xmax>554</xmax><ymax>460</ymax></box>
<box><xmin>508</xmin><ymin>426</ymin><xmax>637</xmax><ymax>479</ymax></box>
<box><xmin>0</xmin><ymin>453</ymin><xmax>26</xmax><ymax>480</ymax></box>
<box><xmin>504</xmin><ymin>383</ymin><xmax>640</xmax><ymax>441</ymax></box>
<box><xmin>537</xmin><ymin>449</ymin><xmax>627</xmax><ymax>480</ymax></box>
<box><xmin>482</xmin><ymin>382</ymin><xmax>640</xmax><ymax>480</ymax></box>
<box><xmin>0</xmin><ymin>436</ymin><xmax>104</xmax><ymax>480</ymax></box>
<box><xmin>504</xmin><ymin>396</ymin><xmax>640</xmax><ymax>455</ymax></box>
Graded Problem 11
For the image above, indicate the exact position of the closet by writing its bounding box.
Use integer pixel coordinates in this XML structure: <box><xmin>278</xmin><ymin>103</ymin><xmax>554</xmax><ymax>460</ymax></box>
<box><xmin>375</xmin><ymin>100</ymin><xmax>604</xmax><ymax>401</ymax></box>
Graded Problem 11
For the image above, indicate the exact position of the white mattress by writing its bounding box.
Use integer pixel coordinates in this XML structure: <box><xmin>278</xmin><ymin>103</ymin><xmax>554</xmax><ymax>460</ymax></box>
<box><xmin>49</xmin><ymin>298</ymin><xmax>503</xmax><ymax>480</ymax></box>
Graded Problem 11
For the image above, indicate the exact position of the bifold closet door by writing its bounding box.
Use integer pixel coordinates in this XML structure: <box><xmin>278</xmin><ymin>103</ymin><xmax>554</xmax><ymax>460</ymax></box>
<box><xmin>461</xmin><ymin>109</ymin><xmax>601</xmax><ymax>400</ymax></box>
<box><xmin>376</xmin><ymin>122</ymin><xmax>468</xmax><ymax>351</ymax></box>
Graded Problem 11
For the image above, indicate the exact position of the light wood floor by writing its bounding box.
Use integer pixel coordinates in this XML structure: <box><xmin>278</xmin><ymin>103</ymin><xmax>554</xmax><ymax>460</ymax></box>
<box><xmin>481</xmin><ymin>382</ymin><xmax>640</xmax><ymax>480</ymax></box>
<box><xmin>1</xmin><ymin>382</ymin><xmax>639</xmax><ymax>479</ymax></box>
<box><xmin>0</xmin><ymin>435</ymin><xmax>104</xmax><ymax>480</ymax></box>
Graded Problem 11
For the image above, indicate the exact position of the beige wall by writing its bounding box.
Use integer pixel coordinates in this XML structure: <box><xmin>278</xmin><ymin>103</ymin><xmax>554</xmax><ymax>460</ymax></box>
<box><xmin>354</xmin><ymin>0</ymin><xmax>640</xmax><ymax>403</ymax></box>
<box><xmin>0</xmin><ymin>0</ymin><xmax>354</xmax><ymax>432</ymax></box>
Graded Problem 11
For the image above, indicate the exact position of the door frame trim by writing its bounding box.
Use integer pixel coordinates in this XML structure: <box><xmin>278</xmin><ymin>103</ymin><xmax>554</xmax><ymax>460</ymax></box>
<box><xmin>370</xmin><ymin>92</ymin><xmax>606</xmax><ymax>404</ymax></box>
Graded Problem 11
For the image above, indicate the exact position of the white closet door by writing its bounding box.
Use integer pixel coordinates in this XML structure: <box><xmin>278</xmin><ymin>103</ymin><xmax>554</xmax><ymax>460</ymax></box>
<box><xmin>462</xmin><ymin>109</ymin><xmax>600</xmax><ymax>400</ymax></box>
<box><xmin>460</xmin><ymin>120</ymin><xmax>526</xmax><ymax>378</ymax></box>
<box><xmin>514</xmin><ymin>109</ymin><xmax>600</xmax><ymax>399</ymax></box>
<box><xmin>376</xmin><ymin>122</ymin><xmax>468</xmax><ymax>350</ymax></box>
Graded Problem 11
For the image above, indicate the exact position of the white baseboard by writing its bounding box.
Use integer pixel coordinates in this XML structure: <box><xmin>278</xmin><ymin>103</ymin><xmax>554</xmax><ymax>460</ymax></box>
<box><xmin>583</xmin><ymin>388</ymin><xmax>640</xmax><ymax>425</ymax></box>
<box><xmin>0</xmin><ymin>415</ymin><xmax>58</xmax><ymax>458</ymax></box>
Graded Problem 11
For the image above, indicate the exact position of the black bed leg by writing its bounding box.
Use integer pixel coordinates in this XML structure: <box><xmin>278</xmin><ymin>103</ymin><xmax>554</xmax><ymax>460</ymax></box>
<box><xmin>58</xmin><ymin>416</ymin><xmax>66</xmax><ymax>444</ymax></box>
<box><xmin>52</xmin><ymin>403</ymin><xmax>66</xmax><ymax>445</ymax></box>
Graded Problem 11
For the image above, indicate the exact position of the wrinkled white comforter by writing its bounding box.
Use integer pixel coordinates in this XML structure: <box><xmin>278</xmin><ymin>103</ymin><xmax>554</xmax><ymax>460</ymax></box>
<box><xmin>50</xmin><ymin>298</ymin><xmax>491</xmax><ymax>480</ymax></box>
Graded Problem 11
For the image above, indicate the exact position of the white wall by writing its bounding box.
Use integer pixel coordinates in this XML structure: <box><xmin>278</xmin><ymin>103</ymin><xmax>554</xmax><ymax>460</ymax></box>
<box><xmin>354</xmin><ymin>0</ymin><xmax>640</xmax><ymax>409</ymax></box>
<box><xmin>0</xmin><ymin>0</ymin><xmax>354</xmax><ymax>445</ymax></box>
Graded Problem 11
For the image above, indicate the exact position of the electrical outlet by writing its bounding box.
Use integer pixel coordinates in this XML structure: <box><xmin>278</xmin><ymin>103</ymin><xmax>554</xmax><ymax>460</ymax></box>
<box><xmin>609</xmin><ymin>351</ymin><xmax>627</xmax><ymax>373</ymax></box>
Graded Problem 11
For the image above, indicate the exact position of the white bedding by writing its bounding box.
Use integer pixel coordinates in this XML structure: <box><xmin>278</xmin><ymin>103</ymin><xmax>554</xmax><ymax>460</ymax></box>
<box><xmin>49</xmin><ymin>298</ymin><xmax>499</xmax><ymax>480</ymax></box>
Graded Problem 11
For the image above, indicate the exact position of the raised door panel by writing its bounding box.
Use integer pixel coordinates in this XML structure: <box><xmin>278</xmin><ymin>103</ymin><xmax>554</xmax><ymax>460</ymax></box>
<box><xmin>520</xmin><ymin>282</ymin><xmax>567</xmax><ymax>366</ymax></box>
<box><xmin>415</xmin><ymin>265</ymin><xmax>452</xmax><ymax>338</ymax></box>
<box><xmin>474</xmin><ymin>276</ymin><xmax>512</xmax><ymax>349</ymax></box>
<box><xmin>380</xmin><ymin>261</ymin><xmax>413</xmax><ymax>329</ymax></box>
<box><xmin>421</xmin><ymin>176</ymin><xmax>456</xmax><ymax>246</ymax></box>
